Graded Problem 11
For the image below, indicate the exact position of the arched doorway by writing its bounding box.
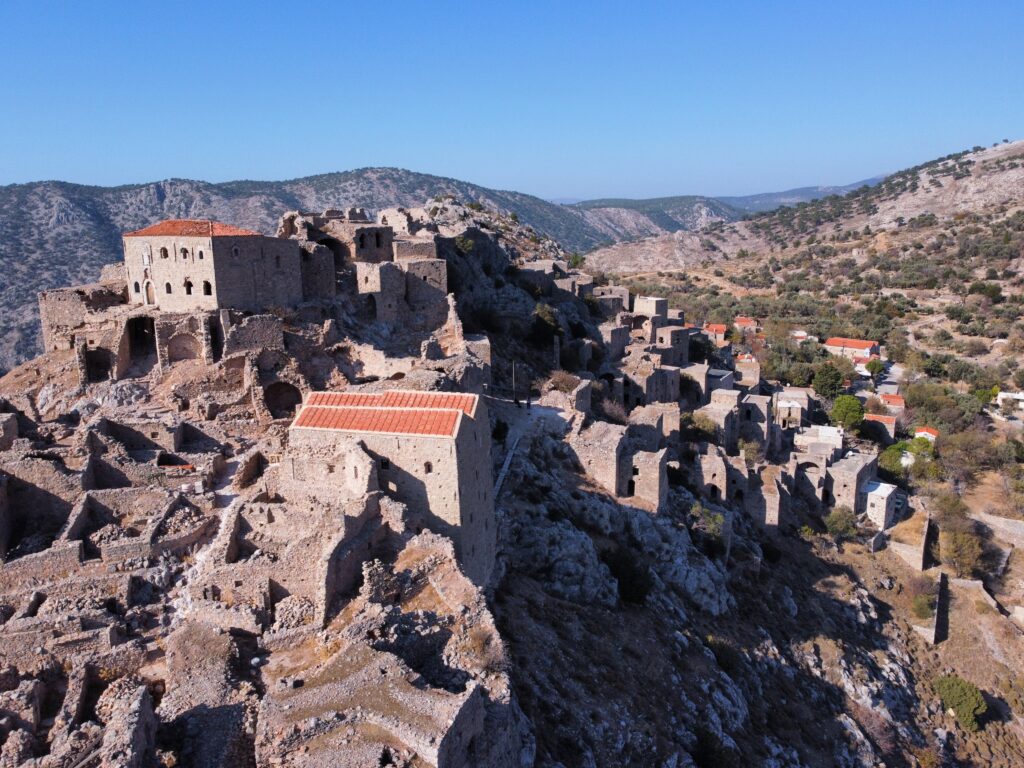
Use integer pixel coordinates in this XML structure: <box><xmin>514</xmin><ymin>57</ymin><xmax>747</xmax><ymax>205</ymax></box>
<box><xmin>144</xmin><ymin>281</ymin><xmax>156</xmax><ymax>305</ymax></box>
<box><xmin>167</xmin><ymin>334</ymin><xmax>201</xmax><ymax>362</ymax></box>
<box><xmin>264</xmin><ymin>382</ymin><xmax>302</xmax><ymax>419</ymax></box>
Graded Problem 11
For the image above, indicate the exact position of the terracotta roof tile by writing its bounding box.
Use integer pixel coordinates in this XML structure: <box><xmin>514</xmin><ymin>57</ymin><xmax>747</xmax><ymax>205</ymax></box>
<box><xmin>864</xmin><ymin>413</ymin><xmax>897</xmax><ymax>425</ymax></box>
<box><xmin>704</xmin><ymin>323</ymin><xmax>728</xmax><ymax>334</ymax></box>
<box><xmin>306</xmin><ymin>390</ymin><xmax>477</xmax><ymax>416</ymax></box>
<box><xmin>880</xmin><ymin>394</ymin><xmax>905</xmax><ymax>407</ymax></box>
<box><xmin>293</xmin><ymin>405</ymin><xmax>460</xmax><ymax>437</ymax></box>
<box><xmin>824</xmin><ymin>337</ymin><xmax>877</xmax><ymax>350</ymax></box>
<box><xmin>123</xmin><ymin>219</ymin><xmax>262</xmax><ymax>238</ymax></box>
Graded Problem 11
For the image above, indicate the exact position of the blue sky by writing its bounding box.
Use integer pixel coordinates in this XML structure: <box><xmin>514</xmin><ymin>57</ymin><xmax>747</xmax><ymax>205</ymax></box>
<box><xmin>1</xmin><ymin>0</ymin><xmax>1021</xmax><ymax>198</ymax></box>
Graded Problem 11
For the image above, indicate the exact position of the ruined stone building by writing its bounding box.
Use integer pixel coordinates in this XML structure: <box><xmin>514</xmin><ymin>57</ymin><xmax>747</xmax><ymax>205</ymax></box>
<box><xmin>285</xmin><ymin>390</ymin><xmax>496</xmax><ymax>585</ymax></box>
<box><xmin>570</xmin><ymin>419</ymin><xmax>669</xmax><ymax>513</ymax></box>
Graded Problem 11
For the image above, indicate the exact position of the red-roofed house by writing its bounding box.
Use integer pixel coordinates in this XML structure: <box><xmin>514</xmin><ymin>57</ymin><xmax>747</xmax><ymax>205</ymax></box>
<box><xmin>285</xmin><ymin>390</ymin><xmax>495</xmax><ymax>584</ymax></box>
<box><xmin>734</xmin><ymin>316</ymin><xmax>760</xmax><ymax>332</ymax></box>
<box><xmin>864</xmin><ymin>413</ymin><xmax>897</xmax><ymax>442</ymax></box>
<box><xmin>880</xmin><ymin>393</ymin><xmax>905</xmax><ymax>413</ymax></box>
<box><xmin>824</xmin><ymin>337</ymin><xmax>880</xmax><ymax>361</ymax></box>
<box><xmin>122</xmin><ymin>219</ymin><xmax>306</xmax><ymax>312</ymax></box>
<box><xmin>703</xmin><ymin>323</ymin><xmax>729</xmax><ymax>344</ymax></box>
<box><xmin>915</xmin><ymin>426</ymin><xmax>940</xmax><ymax>441</ymax></box>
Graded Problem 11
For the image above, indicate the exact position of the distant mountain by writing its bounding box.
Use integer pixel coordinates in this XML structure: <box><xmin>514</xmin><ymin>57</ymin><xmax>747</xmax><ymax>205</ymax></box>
<box><xmin>716</xmin><ymin>177</ymin><xmax>886</xmax><ymax>213</ymax></box>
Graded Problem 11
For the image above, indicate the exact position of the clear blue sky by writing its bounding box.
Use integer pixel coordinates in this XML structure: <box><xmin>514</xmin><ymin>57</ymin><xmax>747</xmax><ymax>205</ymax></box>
<box><xmin>2</xmin><ymin>0</ymin><xmax>1021</xmax><ymax>199</ymax></box>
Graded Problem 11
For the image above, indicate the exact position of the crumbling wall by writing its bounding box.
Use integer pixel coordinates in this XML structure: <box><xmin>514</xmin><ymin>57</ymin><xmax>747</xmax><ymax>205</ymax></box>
<box><xmin>154</xmin><ymin>312</ymin><xmax>213</xmax><ymax>368</ymax></box>
<box><xmin>631</xmin><ymin>448</ymin><xmax>667</xmax><ymax>511</ymax></box>
<box><xmin>0</xmin><ymin>414</ymin><xmax>16</xmax><ymax>452</ymax></box>
<box><xmin>0</xmin><ymin>472</ymin><xmax>9</xmax><ymax>559</ymax></box>
<box><xmin>223</xmin><ymin>314</ymin><xmax>285</xmax><ymax>356</ymax></box>
<box><xmin>299</xmin><ymin>242</ymin><xmax>337</xmax><ymax>301</ymax></box>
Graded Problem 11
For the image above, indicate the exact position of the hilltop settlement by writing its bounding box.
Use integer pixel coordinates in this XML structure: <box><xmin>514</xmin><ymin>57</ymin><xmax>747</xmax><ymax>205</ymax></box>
<box><xmin>1</xmin><ymin>190</ymin><xmax>1023</xmax><ymax>767</ymax></box>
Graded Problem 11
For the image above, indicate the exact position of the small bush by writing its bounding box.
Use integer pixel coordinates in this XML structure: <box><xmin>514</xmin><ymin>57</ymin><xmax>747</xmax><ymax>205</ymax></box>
<box><xmin>454</xmin><ymin>236</ymin><xmax>475</xmax><ymax>254</ymax></box>
<box><xmin>911</xmin><ymin>593</ymin><xmax>935</xmax><ymax>620</ymax></box>
<box><xmin>934</xmin><ymin>674</ymin><xmax>987</xmax><ymax>732</ymax></box>
<box><xmin>549</xmin><ymin>370</ymin><xmax>580</xmax><ymax>394</ymax></box>
<box><xmin>825</xmin><ymin>506</ymin><xmax>857</xmax><ymax>541</ymax></box>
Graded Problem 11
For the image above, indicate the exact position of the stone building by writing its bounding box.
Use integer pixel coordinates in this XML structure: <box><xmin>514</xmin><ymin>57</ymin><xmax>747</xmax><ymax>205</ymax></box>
<box><xmin>823</xmin><ymin>337</ymin><xmax>879</xmax><ymax>361</ymax></box>
<box><xmin>862</xmin><ymin>479</ymin><xmax>899</xmax><ymax>529</ymax></box>
<box><xmin>633</xmin><ymin>295</ymin><xmax>668</xmax><ymax>319</ymax></box>
<box><xmin>285</xmin><ymin>390</ymin><xmax>495</xmax><ymax>585</ymax></box>
<box><xmin>654</xmin><ymin>325</ymin><xmax>692</xmax><ymax>366</ymax></box>
<box><xmin>122</xmin><ymin>220</ymin><xmax>304</xmax><ymax>313</ymax></box>
<box><xmin>826</xmin><ymin>451</ymin><xmax>877</xmax><ymax>513</ymax></box>
<box><xmin>570</xmin><ymin>419</ymin><xmax>669</xmax><ymax>512</ymax></box>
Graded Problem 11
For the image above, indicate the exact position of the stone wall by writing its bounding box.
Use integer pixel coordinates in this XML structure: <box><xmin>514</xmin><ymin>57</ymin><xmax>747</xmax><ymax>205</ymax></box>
<box><xmin>0</xmin><ymin>414</ymin><xmax>16</xmax><ymax>452</ymax></box>
<box><xmin>0</xmin><ymin>472</ymin><xmax>8</xmax><ymax>559</ymax></box>
<box><xmin>299</xmin><ymin>243</ymin><xmax>337</xmax><ymax>300</ymax></box>
<box><xmin>223</xmin><ymin>314</ymin><xmax>285</xmax><ymax>356</ymax></box>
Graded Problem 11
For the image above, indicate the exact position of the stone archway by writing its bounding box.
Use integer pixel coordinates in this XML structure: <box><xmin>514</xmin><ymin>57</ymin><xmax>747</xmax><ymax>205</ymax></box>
<box><xmin>264</xmin><ymin>382</ymin><xmax>302</xmax><ymax>419</ymax></box>
<box><xmin>144</xmin><ymin>281</ymin><xmax>156</xmax><ymax>305</ymax></box>
<box><xmin>167</xmin><ymin>334</ymin><xmax>202</xmax><ymax>362</ymax></box>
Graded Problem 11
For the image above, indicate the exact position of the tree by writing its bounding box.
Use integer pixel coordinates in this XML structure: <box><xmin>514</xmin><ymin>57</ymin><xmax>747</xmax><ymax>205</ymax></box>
<box><xmin>934</xmin><ymin>675</ymin><xmax>987</xmax><ymax>732</ymax></box>
<box><xmin>825</xmin><ymin>506</ymin><xmax>857</xmax><ymax>541</ymax></box>
<box><xmin>879</xmin><ymin>443</ymin><xmax>907</xmax><ymax>481</ymax></box>
<box><xmin>831</xmin><ymin>395</ymin><xmax>865</xmax><ymax>431</ymax></box>
<box><xmin>813</xmin><ymin>363</ymin><xmax>844</xmax><ymax>400</ymax></box>
<box><xmin>865</xmin><ymin>358</ymin><xmax>885</xmax><ymax>380</ymax></box>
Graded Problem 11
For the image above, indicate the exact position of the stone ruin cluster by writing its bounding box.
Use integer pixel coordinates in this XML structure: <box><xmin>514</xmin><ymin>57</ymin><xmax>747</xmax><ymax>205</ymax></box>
<box><xmin>0</xmin><ymin>202</ymin><xmax>533</xmax><ymax>766</ymax></box>
<box><xmin>522</xmin><ymin>274</ymin><xmax>903</xmax><ymax>534</ymax></box>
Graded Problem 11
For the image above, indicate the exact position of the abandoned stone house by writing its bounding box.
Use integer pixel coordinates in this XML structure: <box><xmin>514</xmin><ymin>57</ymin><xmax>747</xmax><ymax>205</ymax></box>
<box><xmin>827</xmin><ymin>451</ymin><xmax>878</xmax><ymax>515</ymax></box>
<box><xmin>863</xmin><ymin>479</ymin><xmax>900</xmax><ymax>529</ymax></box>
<box><xmin>570</xmin><ymin>419</ymin><xmax>669</xmax><ymax>513</ymax></box>
<box><xmin>283</xmin><ymin>390</ymin><xmax>496</xmax><ymax>585</ymax></box>
<box><xmin>277</xmin><ymin>207</ymin><xmax>394</xmax><ymax>266</ymax></box>
<box><xmin>654</xmin><ymin>325</ymin><xmax>692</xmax><ymax>366</ymax></box>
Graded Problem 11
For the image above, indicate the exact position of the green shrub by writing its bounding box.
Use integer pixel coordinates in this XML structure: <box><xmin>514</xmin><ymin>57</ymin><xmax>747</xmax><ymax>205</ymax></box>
<box><xmin>911</xmin><ymin>593</ymin><xmax>935</xmax><ymax>620</ymax></box>
<box><xmin>825</xmin><ymin>506</ymin><xmax>857</xmax><ymax>541</ymax></box>
<box><xmin>454</xmin><ymin>236</ymin><xmax>475</xmax><ymax>254</ymax></box>
<box><xmin>934</xmin><ymin>675</ymin><xmax>987</xmax><ymax>732</ymax></box>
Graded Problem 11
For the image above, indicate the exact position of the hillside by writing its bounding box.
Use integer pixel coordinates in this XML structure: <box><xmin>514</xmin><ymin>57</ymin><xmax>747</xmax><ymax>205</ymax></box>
<box><xmin>584</xmin><ymin>141</ymin><xmax>1024</xmax><ymax>276</ymax></box>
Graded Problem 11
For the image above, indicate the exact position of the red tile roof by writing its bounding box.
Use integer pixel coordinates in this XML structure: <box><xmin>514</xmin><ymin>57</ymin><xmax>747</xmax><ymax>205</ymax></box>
<box><xmin>865</xmin><ymin>413</ymin><xmax>897</xmax><ymax>425</ymax></box>
<box><xmin>123</xmin><ymin>219</ymin><xmax>262</xmax><ymax>238</ymax></box>
<box><xmin>824</xmin><ymin>337</ymin><xmax>877</xmax><ymax>350</ymax></box>
<box><xmin>880</xmin><ymin>394</ymin><xmax>905</xmax><ymax>407</ymax></box>
<box><xmin>915</xmin><ymin>426</ymin><xmax>940</xmax><ymax>438</ymax></box>
<box><xmin>704</xmin><ymin>323</ymin><xmax>728</xmax><ymax>334</ymax></box>
<box><xmin>293</xmin><ymin>405</ymin><xmax>460</xmax><ymax>437</ymax></box>
<box><xmin>306</xmin><ymin>390</ymin><xmax>478</xmax><ymax>417</ymax></box>
<box><xmin>735</xmin><ymin>316</ymin><xmax>757</xmax><ymax>327</ymax></box>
